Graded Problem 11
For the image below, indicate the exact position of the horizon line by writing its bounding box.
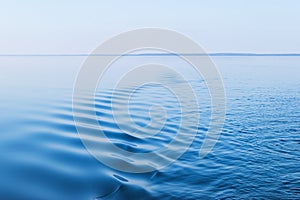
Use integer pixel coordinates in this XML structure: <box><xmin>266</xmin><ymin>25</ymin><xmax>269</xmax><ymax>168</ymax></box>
<box><xmin>0</xmin><ymin>53</ymin><xmax>300</xmax><ymax>57</ymax></box>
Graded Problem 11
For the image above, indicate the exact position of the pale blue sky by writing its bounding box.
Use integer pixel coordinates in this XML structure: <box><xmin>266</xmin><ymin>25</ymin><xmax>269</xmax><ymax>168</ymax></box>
<box><xmin>0</xmin><ymin>0</ymin><xmax>299</xmax><ymax>54</ymax></box>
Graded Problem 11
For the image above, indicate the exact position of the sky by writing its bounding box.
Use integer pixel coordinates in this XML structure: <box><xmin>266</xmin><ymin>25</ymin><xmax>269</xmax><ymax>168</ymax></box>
<box><xmin>0</xmin><ymin>0</ymin><xmax>299</xmax><ymax>54</ymax></box>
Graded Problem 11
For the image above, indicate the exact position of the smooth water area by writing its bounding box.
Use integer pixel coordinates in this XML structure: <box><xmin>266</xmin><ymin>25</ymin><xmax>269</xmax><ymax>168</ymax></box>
<box><xmin>0</xmin><ymin>56</ymin><xmax>299</xmax><ymax>199</ymax></box>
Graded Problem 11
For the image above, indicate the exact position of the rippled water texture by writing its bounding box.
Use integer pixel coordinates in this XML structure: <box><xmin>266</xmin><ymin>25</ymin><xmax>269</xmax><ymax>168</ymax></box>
<box><xmin>0</xmin><ymin>56</ymin><xmax>299</xmax><ymax>199</ymax></box>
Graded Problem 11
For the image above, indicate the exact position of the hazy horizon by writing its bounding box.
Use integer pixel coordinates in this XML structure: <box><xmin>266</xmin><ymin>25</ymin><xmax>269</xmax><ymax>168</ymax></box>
<box><xmin>1</xmin><ymin>0</ymin><xmax>299</xmax><ymax>54</ymax></box>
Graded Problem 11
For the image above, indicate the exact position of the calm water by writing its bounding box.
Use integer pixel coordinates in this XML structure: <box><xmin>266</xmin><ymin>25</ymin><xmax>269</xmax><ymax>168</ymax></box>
<box><xmin>0</xmin><ymin>56</ymin><xmax>299</xmax><ymax>199</ymax></box>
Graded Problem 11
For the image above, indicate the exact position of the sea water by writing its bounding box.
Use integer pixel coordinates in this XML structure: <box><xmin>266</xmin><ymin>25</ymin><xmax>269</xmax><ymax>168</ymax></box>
<box><xmin>0</xmin><ymin>56</ymin><xmax>299</xmax><ymax>199</ymax></box>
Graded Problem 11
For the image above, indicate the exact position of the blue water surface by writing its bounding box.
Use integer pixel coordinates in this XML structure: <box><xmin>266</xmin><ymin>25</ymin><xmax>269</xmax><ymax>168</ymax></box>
<box><xmin>0</xmin><ymin>56</ymin><xmax>299</xmax><ymax>199</ymax></box>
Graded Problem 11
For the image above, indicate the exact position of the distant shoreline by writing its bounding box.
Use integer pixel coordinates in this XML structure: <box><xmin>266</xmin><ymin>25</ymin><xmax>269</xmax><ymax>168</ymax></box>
<box><xmin>1</xmin><ymin>53</ymin><xmax>300</xmax><ymax>57</ymax></box>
